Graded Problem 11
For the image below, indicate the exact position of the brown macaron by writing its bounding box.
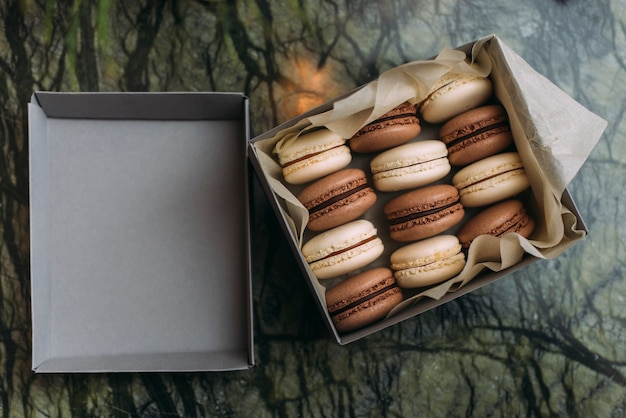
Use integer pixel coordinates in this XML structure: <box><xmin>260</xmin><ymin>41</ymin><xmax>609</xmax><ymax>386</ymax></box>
<box><xmin>349</xmin><ymin>102</ymin><xmax>421</xmax><ymax>153</ymax></box>
<box><xmin>325</xmin><ymin>267</ymin><xmax>403</xmax><ymax>333</ymax></box>
<box><xmin>384</xmin><ymin>184</ymin><xmax>465</xmax><ymax>242</ymax></box>
<box><xmin>439</xmin><ymin>105</ymin><xmax>514</xmax><ymax>167</ymax></box>
<box><xmin>297</xmin><ymin>168</ymin><xmax>377</xmax><ymax>231</ymax></box>
<box><xmin>457</xmin><ymin>199</ymin><xmax>535</xmax><ymax>250</ymax></box>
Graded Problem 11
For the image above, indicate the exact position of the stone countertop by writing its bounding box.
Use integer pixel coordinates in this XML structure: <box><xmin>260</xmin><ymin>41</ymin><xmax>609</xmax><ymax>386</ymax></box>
<box><xmin>1</xmin><ymin>0</ymin><xmax>624</xmax><ymax>416</ymax></box>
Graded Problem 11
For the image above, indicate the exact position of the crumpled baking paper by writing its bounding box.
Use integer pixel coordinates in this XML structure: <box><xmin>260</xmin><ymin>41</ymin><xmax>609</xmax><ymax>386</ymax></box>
<box><xmin>252</xmin><ymin>34</ymin><xmax>607</xmax><ymax>312</ymax></box>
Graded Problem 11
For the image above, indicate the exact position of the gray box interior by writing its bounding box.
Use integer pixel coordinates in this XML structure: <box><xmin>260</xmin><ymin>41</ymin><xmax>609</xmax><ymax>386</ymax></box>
<box><xmin>29</xmin><ymin>92</ymin><xmax>253</xmax><ymax>372</ymax></box>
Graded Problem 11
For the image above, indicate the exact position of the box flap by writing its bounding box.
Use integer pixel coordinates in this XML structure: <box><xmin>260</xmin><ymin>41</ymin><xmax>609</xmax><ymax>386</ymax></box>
<box><xmin>33</xmin><ymin>91</ymin><xmax>247</xmax><ymax>120</ymax></box>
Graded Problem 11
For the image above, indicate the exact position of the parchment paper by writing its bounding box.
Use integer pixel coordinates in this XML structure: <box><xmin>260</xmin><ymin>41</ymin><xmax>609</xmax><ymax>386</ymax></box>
<box><xmin>252</xmin><ymin>35</ymin><xmax>607</xmax><ymax>313</ymax></box>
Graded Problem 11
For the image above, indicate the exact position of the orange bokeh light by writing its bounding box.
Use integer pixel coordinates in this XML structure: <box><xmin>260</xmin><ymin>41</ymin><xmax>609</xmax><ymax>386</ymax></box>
<box><xmin>276</xmin><ymin>55</ymin><xmax>343</xmax><ymax>122</ymax></box>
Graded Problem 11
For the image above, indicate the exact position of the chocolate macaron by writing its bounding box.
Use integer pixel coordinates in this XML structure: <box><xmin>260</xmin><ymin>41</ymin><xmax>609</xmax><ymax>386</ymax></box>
<box><xmin>349</xmin><ymin>102</ymin><xmax>421</xmax><ymax>153</ymax></box>
<box><xmin>439</xmin><ymin>104</ymin><xmax>514</xmax><ymax>166</ymax></box>
<box><xmin>384</xmin><ymin>184</ymin><xmax>465</xmax><ymax>242</ymax></box>
<box><xmin>297</xmin><ymin>168</ymin><xmax>376</xmax><ymax>231</ymax></box>
<box><xmin>325</xmin><ymin>267</ymin><xmax>403</xmax><ymax>333</ymax></box>
<box><xmin>457</xmin><ymin>199</ymin><xmax>535</xmax><ymax>250</ymax></box>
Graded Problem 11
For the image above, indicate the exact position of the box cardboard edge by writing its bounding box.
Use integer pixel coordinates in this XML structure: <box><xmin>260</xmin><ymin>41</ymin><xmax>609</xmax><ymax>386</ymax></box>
<box><xmin>29</xmin><ymin>92</ymin><xmax>255</xmax><ymax>372</ymax></box>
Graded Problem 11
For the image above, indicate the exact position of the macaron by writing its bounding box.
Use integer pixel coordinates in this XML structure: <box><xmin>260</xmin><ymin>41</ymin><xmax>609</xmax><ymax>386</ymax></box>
<box><xmin>369</xmin><ymin>140</ymin><xmax>451</xmax><ymax>192</ymax></box>
<box><xmin>452</xmin><ymin>152</ymin><xmax>530</xmax><ymax>208</ymax></box>
<box><xmin>390</xmin><ymin>235</ymin><xmax>466</xmax><ymax>288</ymax></box>
<box><xmin>276</xmin><ymin>128</ymin><xmax>351</xmax><ymax>184</ymax></box>
<box><xmin>325</xmin><ymin>267</ymin><xmax>403</xmax><ymax>333</ymax></box>
<box><xmin>349</xmin><ymin>102</ymin><xmax>421</xmax><ymax>153</ymax></box>
<box><xmin>457</xmin><ymin>199</ymin><xmax>535</xmax><ymax>250</ymax></box>
<box><xmin>439</xmin><ymin>104</ymin><xmax>514</xmax><ymax>166</ymax></box>
<box><xmin>419</xmin><ymin>72</ymin><xmax>493</xmax><ymax>124</ymax></box>
<box><xmin>302</xmin><ymin>219</ymin><xmax>384</xmax><ymax>280</ymax></box>
<box><xmin>383</xmin><ymin>184</ymin><xmax>465</xmax><ymax>242</ymax></box>
<box><xmin>297</xmin><ymin>168</ymin><xmax>377</xmax><ymax>231</ymax></box>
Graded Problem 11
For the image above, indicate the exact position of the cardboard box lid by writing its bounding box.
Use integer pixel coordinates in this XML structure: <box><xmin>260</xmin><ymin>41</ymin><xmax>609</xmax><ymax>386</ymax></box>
<box><xmin>29</xmin><ymin>92</ymin><xmax>254</xmax><ymax>372</ymax></box>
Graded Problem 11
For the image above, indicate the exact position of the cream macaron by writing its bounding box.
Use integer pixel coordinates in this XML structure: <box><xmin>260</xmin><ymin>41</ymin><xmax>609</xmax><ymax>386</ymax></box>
<box><xmin>452</xmin><ymin>152</ymin><xmax>530</xmax><ymax>208</ymax></box>
<box><xmin>370</xmin><ymin>140</ymin><xmax>451</xmax><ymax>192</ymax></box>
<box><xmin>419</xmin><ymin>72</ymin><xmax>493</xmax><ymax>124</ymax></box>
<box><xmin>390</xmin><ymin>235</ymin><xmax>465</xmax><ymax>288</ymax></box>
<box><xmin>302</xmin><ymin>219</ymin><xmax>384</xmax><ymax>280</ymax></box>
<box><xmin>276</xmin><ymin>128</ymin><xmax>351</xmax><ymax>184</ymax></box>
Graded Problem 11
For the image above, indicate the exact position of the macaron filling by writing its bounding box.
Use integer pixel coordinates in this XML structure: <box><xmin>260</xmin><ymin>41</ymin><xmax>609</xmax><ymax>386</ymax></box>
<box><xmin>282</xmin><ymin>143</ymin><xmax>346</xmax><ymax>167</ymax></box>
<box><xmin>490</xmin><ymin>206</ymin><xmax>532</xmax><ymax>237</ymax></box>
<box><xmin>304</xmin><ymin>183</ymin><xmax>371</xmax><ymax>214</ymax></box>
<box><xmin>371</xmin><ymin>153</ymin><xmax>448</xmax><ymax>174</ymax></box>
<box><xmin>394</xmin><ymin>252</ymin><xmax>465</xmax><ymax>273</ymax></box>
<box><xmin>443</xmin><ymin>121</ymin><xmax>510</xmax><ymax>149</ymax></box>
<box><xmin>457</xmin><ymin>167</ymin><xmax>526</xmax><ymax>199</ymax></box>
<box><xmin>454</xmin><ymin>157</ymin><xmax>525</xmax><ymax>190</ymax></box>
<box><xmin>420</xmin><ymin>79</ymin><xmax>455</xmax><ymax>111</ymax></box>
<box><xmin>419</xmin><ymin>74</ymin><xmax>474</xmax><ymax>113</ymax></box>
<box><xmin>327</xmin><ymin>279</ymin><xmax>398</xmax><ymax>317</ymax></box>
<box><xmin>355</xmin><ymin>113</ymin><xmax>419</xmax><ymax>136</ymax></box>
<box><xmin>391</xmin><ymin>241</ymin><xmax>463</xmax><ymax>271</ymax></box>
<box><xmin>307</xmin><ymin>235</ymin><xmax>383</xmax><ymax>278</ymax></box>
<box><xmin>386</xmin><ymin>200</ymin><xmax>461</xmax><ymax>226</ymax></box>
<box><xmin>305</xmin><ymin>233</ymin><xmax>381</xmax><ymax>272</ymax></box>
<box><xmin>393</xmin><ymin>252</ymin><xmax>465</xmax><ymax>287</ymax></box>
<box><xmin>312</xmin><ymin>235</ymin><xmax>378</xmax><ymax>261</ymax></box>
<box><xmin>354</xmin><ymin>104</ymin><xmax>419</xmax><ymax>137</ymax></box>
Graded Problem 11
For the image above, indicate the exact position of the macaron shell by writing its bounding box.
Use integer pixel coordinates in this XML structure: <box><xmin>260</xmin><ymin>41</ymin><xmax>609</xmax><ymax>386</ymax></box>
<box><xmin>390</xmin><ymin>235</ymin><xmax>462</xmax><ymax>270</ymax></box>
<box><xmin>459</xmin><ymin>169</ymin><xmax>529</xmax><ymax>208</ymax></box>
<box><xmin>298</xmin><ymin>168</ymin><xmax>377</xmax><ymax>231</ymax></box>
<box><xmin>384</xmin><ymin>184</ymin><xmax>465</xmax><ymax>242</ymax></box>
<box><xmin>325</xmin><ymin>267</ymin><xmax>403</xmax><ymax>332</ymax></box>
<box><xmin>277</xmin><ymin>128</ymin><xmax>345</xmax><ymax>165</ymax></box>
<box><xmin>302</xmin><ymin>220</ymin><xmax>384</xmax><ymax>279</ymax></box>
<box><xmin>457</xmin><ymin>199</ymin><xmax>535</xmax><ymax>249</ymax></box>
<box><xmin>331</xmin><ymin>287</ymin><xmax>402</xmax><ymax>332</ymax></box>
<box><xmin>282</xmin><ymin>145</ymin><xmax>352</xmax><ymax>184</ymax></box>
<box><xmin>373</xmin><ymin>159</ymin><xmax>451</xmax><ymax>192</ymax></box>
<box><xmin>390</xmin><ymin>235</ymin><xmax>465</xmax><ymax>288</ymax></box>
<box><xmin>370</xmin><ymin>140</ymin><xmax>451</xmax><ymax>192</ymax></box>
<box><xmin>350</xmin><ymin>102</ymin><xmax>421</xmax><ymax>153</ymax></box>
<box><xmin>439</xmin><ymin>105</ymin><xmax>514</xmax><ymax>166</ymax></box>
<box><xmin>447</xmin><ymin>130</ymin><xmax>513</xmax><ymax>167</ymax></box>
<box><xmin>452</xmin><ymin>152</ymin><xmax>529</xmax><ymax>207</ymax></box>
<box><xmin>394</xmin><ymin>252</ymin><xmax>465</xmax><ymax>288</ymax></box>
<box><xmin>308</xmin><ymin>236</ymin><xmax>384</xmax><ymax>279</ymax></box>
<box><xmin>420</xmin><ymin>74</ymin><xmax>493</xmax><ymax>124</ymax></box>
<box><xmin>350</xmin><ymin>123</ymin><xmax>421</xmax><ymax>153</ymax></box>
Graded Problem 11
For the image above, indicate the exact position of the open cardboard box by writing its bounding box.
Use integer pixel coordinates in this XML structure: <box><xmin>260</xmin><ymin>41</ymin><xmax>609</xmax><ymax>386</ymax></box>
<box><xmin>29</xmin><ymin>93</ymin><xmax>254</xmax><ymax>372</ymax></box>
<box><xmin>28</xmin><ymin>35</ymin><xmax>606</xmax><ymax>372</ymax></box>
<box><xmin>248</xmin><ymin>35</ymin><xmax>607</xmax><ymax>345</ymax></box>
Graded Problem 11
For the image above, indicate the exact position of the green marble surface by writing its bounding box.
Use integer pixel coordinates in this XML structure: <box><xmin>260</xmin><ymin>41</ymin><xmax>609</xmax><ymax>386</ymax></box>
<box><xmin>1</xmin><ymin>0</ymin><xmax>625</xmax><ymax>416</ymax></box>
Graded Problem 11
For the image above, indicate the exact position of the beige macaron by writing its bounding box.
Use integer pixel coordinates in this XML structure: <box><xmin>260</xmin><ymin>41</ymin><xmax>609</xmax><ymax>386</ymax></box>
<box><xmin>452</xmin><ymin>152</ymin><xmax>530</xmax><ymax>207</ymax></box>
<box><xmin>370</xmin><ymin>140</ymin><xmax>451</xmax><ymax>192</ymax></box>
<box><xmin>390</xmin><ymin>235</ymin><xmax>465</xmax><ymax>288</ymax></box>
<box><xmin>302</xmin><ymin>219</ymin><xmax>384</xmax><ymax>280</ymax></box>
<box><xmin>276</xmin><ymin>128</ymin><xmax>351</xmax><ymax>184</ymax></box>
<box><xmin>419</xmin><ymin>72</ymin><xmax>493</xmax><ymax>124</ymax></box>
